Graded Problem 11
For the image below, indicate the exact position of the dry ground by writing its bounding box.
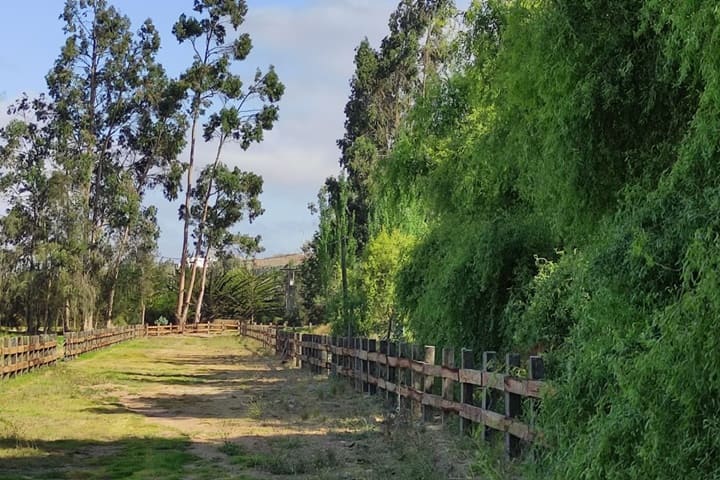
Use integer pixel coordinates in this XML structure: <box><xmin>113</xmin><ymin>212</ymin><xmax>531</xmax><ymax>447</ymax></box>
<box><xmin>0</xmin><ymin>335</ymin><xmax>477</xmax><ymax>479</ymax></box>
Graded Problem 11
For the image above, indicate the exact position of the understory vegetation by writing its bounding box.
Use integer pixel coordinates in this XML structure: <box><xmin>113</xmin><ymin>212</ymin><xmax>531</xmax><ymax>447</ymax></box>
<box><xmin>299</xmin><ymin>0</ymin><xmax>720</xmax><ymax>478</ymax></box>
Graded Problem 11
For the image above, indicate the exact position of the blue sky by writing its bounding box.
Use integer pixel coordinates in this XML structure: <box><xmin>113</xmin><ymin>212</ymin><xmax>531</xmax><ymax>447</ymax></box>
<box><xmin>0</xmin><ymin>0</ymin><xmax>400</xmax><ymax>259</ymax></box>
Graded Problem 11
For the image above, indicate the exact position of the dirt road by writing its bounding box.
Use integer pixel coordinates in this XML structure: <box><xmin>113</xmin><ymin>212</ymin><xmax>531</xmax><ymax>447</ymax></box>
<box><xmin>0</xmin><ymin>335</ymin><xmax>473</xmax><ymax>479</ymax></box>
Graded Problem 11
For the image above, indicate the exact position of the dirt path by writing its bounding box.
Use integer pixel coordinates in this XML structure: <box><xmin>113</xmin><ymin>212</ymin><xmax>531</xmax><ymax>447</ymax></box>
<box><xmin>0</xmin><ymin>335</ymin><xmax>474</xmax><ymax>479</ymax></box>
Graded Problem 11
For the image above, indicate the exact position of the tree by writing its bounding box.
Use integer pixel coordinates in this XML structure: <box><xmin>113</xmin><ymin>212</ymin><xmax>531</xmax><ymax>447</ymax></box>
<box><xmin>189</xmin><ymin>164</ymin><xmax>264</xmax><ymax>323</ymax></box>
<box><xmin>203</xmin><ymin>266</ymin><xmax>283</xmax><ymax>323</ymax></box>
<box><xmin>48</xmin><ymin>0</ymin><xmax>186</xmax><ymax>328</ymax></box>
<box><xmin>172</xmin><ymin>0</ymin><xmax>284</xmax><ymax>326</ymax></box>
<box><xmin>337</xmin><ymin>0</ymin><xmax>455</xmax><ymax>250</ymax></box>
<box><xmin>0</xmin><ymin>0</ymin><xmax>186</xmax><ymax>331</ymax></box>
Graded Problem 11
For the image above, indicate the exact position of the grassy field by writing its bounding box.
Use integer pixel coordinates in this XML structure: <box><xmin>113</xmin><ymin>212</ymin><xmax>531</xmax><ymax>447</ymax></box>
<box><xmin>0</xmin><ymin>335</ymin><xmax>476</xmax><ymax>479</ymax></box>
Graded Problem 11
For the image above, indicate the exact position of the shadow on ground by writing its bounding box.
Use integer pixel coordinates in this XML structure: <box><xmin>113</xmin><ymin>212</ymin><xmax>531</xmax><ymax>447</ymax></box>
<box><xmin>0</xmin><ymin>337</ymin><xmax>474</xmax><ymax>479</ymax></box>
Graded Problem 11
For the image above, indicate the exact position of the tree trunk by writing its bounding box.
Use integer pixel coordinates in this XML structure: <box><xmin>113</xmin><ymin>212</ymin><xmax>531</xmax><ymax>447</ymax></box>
<box><xmin>83</xmin><ymin>312</ymin><xmax>94</xmax><ymax>332</ymax></box>
<box><xmin>64</xmin><ymin>299</ymin><xmax>71</xmax><ymax>333</ymax></box>
<box><xmin>141</xmin><ymin>300</ymin><xmax>146</xmax><ymax>326</ymax></box>
<box><xmin>193</xmin><ymin>250</ymin><xmax>212</xmax><ymax>324</ymax></box>
<box><xmin>106</xmin><ymin>286</ymin><xmax>116</xmax><ymax>328</ymax></box>
<box><xmin>106</xmin><ymin>225</ymin><xmax>130</xmax><ymax>327</ymax></box>
<box><xmin>181</xmin><ymin>257</ymin><xmax>200</xmax><ymax>323</ymax></box>
<box><xmin>43</xmin><ymin>278</ymin><xmax>52</xmax><ymax>334</ymax></box>
<box><xmin>181</xmin><ymin>138</ymin><xmax>224</xmax><ymax>323</ymax></box>
<box><xmin>176</xmin><ymin>106</ymin><xmax>201</xmax><ymax>326</ymax></box>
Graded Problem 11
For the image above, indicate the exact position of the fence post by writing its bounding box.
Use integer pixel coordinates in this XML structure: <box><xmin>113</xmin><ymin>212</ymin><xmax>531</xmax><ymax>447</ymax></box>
<box><xmin>358</xmin><ymin>338</ymin><xmax>367</xmax><ymax>393</ymax></box>
<box><xmin>321</xmin><ymin>336</ymin><xmax>329</xmax><ymax>374</ymax></box>
<box><xmin>505</xmin><ymin>353</ymin><xmax>522</xmax><ymax>457</ymax></box>
<box><xmin>423</xmin><ymin>345</ymin><xmax>436</xmax><ymax>422</ymax></box>
<box><xmin>292</xmin><ymin>332</ymin><xmax>299</xmax><ymax>367</ymax></box>
<box><xmin>460</xmin><ymin>348</ymin><xmax>475</xmax><ymax>435</ymax></box>
<box><xmin>442</xmin><ymin>347</ymin><xmax>455</xmax><ymax>425</ymax></box>
<box><xmin>368</xmin><ymin>339</ymin><xmax>377</xmax><ymax>395</ymax></box>
<box><xmin>410</xmin><ymin>344</ymin><xmax>421</xmax><ymax>417</ymax></box>
<box><xmin>1</xmin><ymin>338</ymin><xmax>5</xmax><ymax>380</ymax></box>
<box><xmin>387</xmin><ymin>341</ymin><xmax>397</xmax><ymax>403</ymax></box>
<box><xmin>379</xmin><ymin>340</ymin><xmax>388</xmax><ymax>398</ymax></box>
<box><xmin>482</xmin><ymin>351</ymin><xmax>497</xmax><ymax>441</ymax></box>
<box><xmin>528</xmin><ymin>356</ymin><xmax>545</xmax><ymax>439</ymax></box>
<box><xmin>300</xmin><ymin>334</ymin><xmax>307</xmax><ymax>370</ymax></box>
<box><xmin>353</xmin><ymin>338</ymin><xmax>362</xmax><ymax>392</ymax></box>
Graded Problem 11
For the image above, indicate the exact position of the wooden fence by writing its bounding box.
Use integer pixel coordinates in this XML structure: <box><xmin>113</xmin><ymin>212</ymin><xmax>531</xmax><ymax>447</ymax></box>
<box><xmin>146</xmin><ymin>322</ymin><xmax>239</xmax><ymax>336</ymax></box>
<box><xmin>2</xmin><ymin>321</ymin><xmax>242</xmax><ymax>379</ymax></box>
<box><xmin>240</xmin><ymin>322</ymin><xmax>280</xmax><ymax>348</ymax></box>
<box><xmin>145</xmin><ymin>324</ymin><xmax>181</xmax><ymax>336</ymax></box>
<box><xmin>241</xmin><ymin>323</ymin><xmax>546</xmax><ymax>458</ymax></box>
<box><xmin>0</xmin><ymin>335</ymin><xmax>59</xmax><ymax>379</ymax></box>
<box><xmin>65</xmin><ymin>325</ymin><xmax>146</xmax><ymax>358</ymax></box>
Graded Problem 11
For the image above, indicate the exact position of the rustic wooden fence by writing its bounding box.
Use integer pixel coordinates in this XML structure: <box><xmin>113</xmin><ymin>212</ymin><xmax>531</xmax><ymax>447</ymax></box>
<box><xmin>65</xmin><ymin>325</ymin><xmax>146</xmax><ymax>358</ymax></box>
<box><xmin>1</xmin><ymin>321</ymin><xmax>242</xmax><ymax>379</ymax></box>
<box><xmin>241</xmin><ymin>323</ymin><xmax>546</xmax><ymax>458</ymax></box>
<box><xmin>0</xmin><ymin>335</ymin><xmax>59</xmax><ymax>379</ymax></box>
<box><xmin>147</xmin><ymin>322</ymin><xmax>239</xmax><ymax>336</ymax></box>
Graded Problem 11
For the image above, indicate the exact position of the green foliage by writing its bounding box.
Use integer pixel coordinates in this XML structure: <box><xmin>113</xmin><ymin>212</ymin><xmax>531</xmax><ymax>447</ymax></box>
<box><xmin>0</xmin><ymin>1</ymin><xmax>186</xmax><ymax>331</ymax></box>
<box><xmin>204</xmin><ymin>266</ymin><xmax>283</xmax><ymax>323</ymax></box>
<box><xmin>303</xmin><ymin>0</ymin><xmax>720</xmax><ymax>477</ymax></box>
<box><xmin>359</xmin><ymin>228</ymin><xmax>415</xmax><ymax>337</ymax></box>
<box><xmin>397</xmin><ymin>211</ymin><xmax>554</xmax><ymax>351</ymax></box>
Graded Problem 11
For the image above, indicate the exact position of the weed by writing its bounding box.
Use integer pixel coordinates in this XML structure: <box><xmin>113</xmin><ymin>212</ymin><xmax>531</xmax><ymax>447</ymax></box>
<box><xmin>218</xmin><ymin>441</ymin><xmax>241</xmax><ymax>456</ymax></box>
<box><xmin>246</xmin><ymin>397</ymin><xmax>263</xmax><ymax>419</ymax></box>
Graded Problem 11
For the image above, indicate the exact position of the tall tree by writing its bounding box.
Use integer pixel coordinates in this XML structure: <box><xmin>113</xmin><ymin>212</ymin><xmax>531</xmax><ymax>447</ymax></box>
<box><xmin>0</xmin><ymin>1</ymin><xmax>186</xmax><ymax>331</ymax></box>
<box><xmin>172</xmin><ymin>0</ymin><xmax>284</xmax><ymax>326</ymax></box>
<box><xmin>47</xmin><ymin>0</ymin><xmax>186</xmax><ymax>328</ymax></box>
<box><xmin>337</xmin><ymin>0</ymin><xmax>455</xmax><ymax>250</ymax></box>
<box><xmin>189</xmin><ymin>163</ymin><xmax>263</xmax><ymax>323</ymax></box>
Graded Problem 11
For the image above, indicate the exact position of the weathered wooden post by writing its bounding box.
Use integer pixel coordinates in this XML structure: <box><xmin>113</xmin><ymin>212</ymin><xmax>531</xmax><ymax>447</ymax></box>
<box><xmin>423</xmin><ymin>345</ymin><xmax>436</xmax><ymax>422</ymax></box>
<box><xmin>354</xmin><ymin>337</ymin><xmax>362</xmax><ymax>392</ymax></box>
<box><xmin>410</xmin><ymin>344</ymin><xmax>422</xmax><ymax>417</ymax></box>
<box><xmin>528</xmin><ymin>355</ymin><xmax>544</xmax><ymax>430</ymax></box>
<box><xmin>482</xmin><ymin>351</ymin><xmax>497</xmax><ymax>441</ymax></box>
<box><xmin>300</xmin><ymin>333</ymin><xmax>307</xmax><ymax>370</ymax></box>
<box><xmin>460</xmin><ymin>348</ymin><xmax>475</xmax><ymax>435</ymax></box>
<box><xmin>442</xmin><ymin>347</ymin><xmax>455</xmax><ymax>425</ymax></box>
<box><xmin>359</xmin><ymin>338</ymin><xmax>368</xmax><ymax>393</ymax></box>
<box><xmin>321</xmin><ymin>336</ymin><xmax>329</xmax><ymax>375</ymax></box>
<box><xmin>388</xmin><ymin>341</ymin><xmax>398</xmax><ymax>403</ymax></box>
<box><xmin>368</xmin><ymin>339</ymin><xmax>377</xmax><ymax>395</ymax></box>
<box><xmin>505</xmin><ymin>353</ymin><xmax>522</xmax><ymax>457</ymax></box>
<box><xmin>379</xmin><ymin>340</ymin><xmax>388</xmax><ymax>398</ymax></box>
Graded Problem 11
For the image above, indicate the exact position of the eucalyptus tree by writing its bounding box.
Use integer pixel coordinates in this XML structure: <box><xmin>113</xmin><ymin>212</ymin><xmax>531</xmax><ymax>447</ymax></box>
<box><xmin>47</xmin><ymin>0</ymin><xmax>187</xmax><ymax>328</ymax></box>
<box><xmin>0</xmin><ymin>0</ymin><xmax>186</xmax><ymax>330</ymax></box>
<box><xmin>0</xmin><ymin>96</ymin><xmax>69</xmax><ymax>332</ymax></box>
<box><xmin>188</xmin><ymin>163</ymin><xmax>263</xmax><ymax>323</ymax></box>
<box><xmin>172</xmin><ymin>0</ymin><xmax>284</xmax><ymax>326</ymax></box>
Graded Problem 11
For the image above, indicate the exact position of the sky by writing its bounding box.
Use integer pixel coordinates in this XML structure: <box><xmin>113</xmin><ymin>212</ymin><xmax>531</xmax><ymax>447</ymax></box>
<box><xmin>0</xmin><ymin>0</ymin><xmax>402</xmax><ymax>259</ymax></box>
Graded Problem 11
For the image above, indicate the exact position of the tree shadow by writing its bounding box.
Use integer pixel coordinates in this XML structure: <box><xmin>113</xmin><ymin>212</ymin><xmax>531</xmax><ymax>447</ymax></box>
<box><xmin>0</xmin><ymin>436</ymin><xmax>195</xmax><ymax>480</ymax></box>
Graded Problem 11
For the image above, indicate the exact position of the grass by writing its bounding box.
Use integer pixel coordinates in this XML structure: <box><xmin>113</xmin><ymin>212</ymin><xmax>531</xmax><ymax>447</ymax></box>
<box><xmin>0</xmin><ymin>334</ymin><xmax>475</xmax><ymax>479</ymax></box>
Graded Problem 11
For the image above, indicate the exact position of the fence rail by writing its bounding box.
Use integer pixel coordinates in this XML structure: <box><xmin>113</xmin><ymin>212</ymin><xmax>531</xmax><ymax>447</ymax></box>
<box><xmin>1</xmin><ymin>321</ymin><xmax>242</xmax><ymax>379</ymax></box>
<box><xmin>242</xmin><ymin>323</ymin><xmax>547</xmax><ymax>457</ymax></box>
<box><xmin>0</xmin><ymin>335</ymin><xmax>59</xmax><ymax>379</ymax></box>
<box><xmin>146</xmin><ymin>321</ymin><xmax>239</xmax><ymax>336</ymax></box>
<box><xmin>65</xmin><ymin>325</ymin><xmax>146</xmax><ymax>358</ymax></box>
